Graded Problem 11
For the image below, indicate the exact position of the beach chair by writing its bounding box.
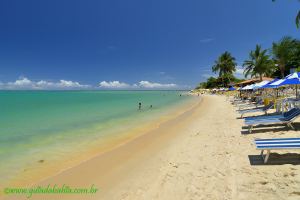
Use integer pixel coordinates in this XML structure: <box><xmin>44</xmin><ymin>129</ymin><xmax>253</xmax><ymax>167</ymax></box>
<box><xmin>245</xmin><ymin>108</ymin><xmax>300</xmax><ymax>133</ymax></box>
<box><xmin>254</xmin><ymin>138</ymin><xmax>300</xmax><ymax>163</ymax></box>
<box><xmin>238</xmin><ymin>99</ymin><xmax>263</xmax><ymax>110</ymax></box>
<box><xmin>238</xmin><ymin>102</ymin><xmax>274</xmax><ymax>118</ymax></box>
<box><xmin>245</xmin><ymin>108</ymin><xmax>298</xmax><ymax>122</ymax></box>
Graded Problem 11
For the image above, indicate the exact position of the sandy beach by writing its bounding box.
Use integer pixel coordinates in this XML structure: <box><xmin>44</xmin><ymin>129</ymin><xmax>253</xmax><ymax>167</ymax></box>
<box><xmin>3</xmin><ymin>94</ymin><xmax>300</xmax><ymax>200</ymax></box>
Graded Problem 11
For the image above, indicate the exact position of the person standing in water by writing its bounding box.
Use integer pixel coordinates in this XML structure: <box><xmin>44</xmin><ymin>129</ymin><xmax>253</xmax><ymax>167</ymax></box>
<box><xmin>138</xmin><ymin>102</ymin><xmax>142</xmax><ymax>110</ymax></box>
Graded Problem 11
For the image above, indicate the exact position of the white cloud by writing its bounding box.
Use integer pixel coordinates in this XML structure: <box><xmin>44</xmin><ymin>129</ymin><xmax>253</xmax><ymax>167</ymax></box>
<box><xmin>0</xmin><ymin>77</ymin><xmax>181</xmax><ymax>90</ymax></box>
<box><xmin>138</xmin><ymin>81</ymin><xmax>177</xmax><ymax>89</ymax></box>
<box><xmin>235</xmin><ymin>65</ymin><xmax>245</xmax><ymax>78</ymax></box>
<box><xmin>99</xmin><ymin>81</ymin><xmax>130</xmax><ymax>88</ymax></box>
<box><xmin>1</xmin><ymin>77</ymin><xmax>90</xmax><ymax>90</ymax></box>
<box><xmin>99</xmin><ymin>80</ymin><xmax>178</xmax><ymax>89</ymax></box>
<box><xmin>58</xmin><ymin>80</ymin><xmax>86</xmax><ymax>88</ymax></box>
<box><xmin>14</xmin><ymin>77</ymin><xmax>32</xmax><ymax>86</ymax></box>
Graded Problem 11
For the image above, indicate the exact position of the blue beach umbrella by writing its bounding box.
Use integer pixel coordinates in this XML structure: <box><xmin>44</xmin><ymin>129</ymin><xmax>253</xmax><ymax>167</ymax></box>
<box><xmin>260</xmin><ymin>78</ymin><xmax>280</xmax><ymax>89</ymax></box>
<box><xmin>270</xmin><ymin>78</ymin><xmax>300</xmax><ymax>87</ymax></box>
<box><xmin>228</xmin><ymin>86</ymin><xmax>236</xmax><ymax>91</ymax></box>
<box><xmin>285</xmin><ymin>72</ymin><xmax>300</xmax><ymax>79</ymax></box>
<box><xmin>270</xmin><ymin>72</ymin><xmax>300</xmax><ymax>98</ymax></box>
<box><xmin>252</xmin><ymin>80</ymin><xmax>270</xmax><ymax>90</ymax></box>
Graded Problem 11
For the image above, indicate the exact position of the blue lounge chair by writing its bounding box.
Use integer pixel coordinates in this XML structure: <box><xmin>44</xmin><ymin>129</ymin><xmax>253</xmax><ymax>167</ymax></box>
<box><xmin>255</xmin><ymin>138</ymin><xmax>300</xmax><ymax>163</ymax></box>
<box><xmin>245</xmin><ymin>108</ymin><xmax>300</xmax><ymax>133</ymax></box>
<box><xmin>245</xmin><ymin>108</ymin><xmax>298</xmax><ymax>122</ymax></box>
<box><xmin>238</xmin><ymin>102</ymin><xmax>274</xmax><ymax>118</ymax></box>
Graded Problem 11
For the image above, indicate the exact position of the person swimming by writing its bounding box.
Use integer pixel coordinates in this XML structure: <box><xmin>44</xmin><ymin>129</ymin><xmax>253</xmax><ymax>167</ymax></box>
<box><xmin>138</xmin><ymin>102</ymin><xmax>142</xmax><ymax>110</ymax></box>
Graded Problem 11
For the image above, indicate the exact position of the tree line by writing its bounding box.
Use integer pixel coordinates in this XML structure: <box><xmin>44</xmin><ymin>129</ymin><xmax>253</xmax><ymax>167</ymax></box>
<box><xmin>197</xmin><ymin>36</ymin><xmax>300</xmax><ymax>89</ymax></box>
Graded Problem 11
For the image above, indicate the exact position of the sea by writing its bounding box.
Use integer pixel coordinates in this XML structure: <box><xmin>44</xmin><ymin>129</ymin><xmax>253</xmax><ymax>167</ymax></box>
<box><xmin>0</xmin><ymin>90</ymin><xmax>196</xmax><ymax>186</ymax></box>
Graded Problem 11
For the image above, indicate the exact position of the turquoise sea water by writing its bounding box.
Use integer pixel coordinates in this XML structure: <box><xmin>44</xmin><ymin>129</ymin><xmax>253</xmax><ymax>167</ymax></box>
<box><xmin>0</xmin><ymin>90</ymin><xmax>194</xmax><ymax>185</ymax></box>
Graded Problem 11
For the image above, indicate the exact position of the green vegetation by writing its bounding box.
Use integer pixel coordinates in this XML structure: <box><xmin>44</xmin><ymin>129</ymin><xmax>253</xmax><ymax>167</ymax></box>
<box><xmin>212</xmin><ymin>51</ymin><xmax>237</xmax><ymax>87</ymax></box>
<box><xmin>197</xmin><ymin>36</ymin><xmax>300</xmax><ymax>89</ymax></box>
<box><xmin>272</xmin><ymin>36</ymin><xmax>299</xmax><ymax>77</ymax></box>
<box><xmin>195</xmin><ymin>76</ymin><xmax>244</xmax><ymax>89</ymax></box>
<box><xmin>243</xmin><ymin>45</ymin><xmax>274</xmax><ymax>81</ymax></box>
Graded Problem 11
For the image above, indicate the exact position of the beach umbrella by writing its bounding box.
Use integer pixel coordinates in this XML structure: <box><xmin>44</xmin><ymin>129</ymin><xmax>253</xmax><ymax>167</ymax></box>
<box><xmin>241</xmin><ymin>84</ymin><xmax>255</xmax><ymax>90</ymax></box>
<box><xmin>252</xmin><ymin>80</ymin><xmax>270</xmax><ymax>90</ymax></box>
<box><xmin>268</xmin><ymin>72</ymin><xmax>300</xmax><ymax>87</ymax></box>
<box><xmin>260</xmin><ymin>78</ymin><xmax>279</xmax><ymax>89</ymax></box>
<box><xmin>285</xmin><ymin>72</ymin><xmax>300</xmax><ymax>79</ymax></box>
<box><xmin>270</xmin><ymin>72</ymin><xmax>300</xmax><ymax>98</ymax></box>
<box><xmin>270</xmin><ymin>78</ymin><xmax>300</xmax><ymax>86</ymax></box>
<box><xmin>228</xmin><ymin>86</ymin><xmax>236</xmax><ymax>91</ymax></box>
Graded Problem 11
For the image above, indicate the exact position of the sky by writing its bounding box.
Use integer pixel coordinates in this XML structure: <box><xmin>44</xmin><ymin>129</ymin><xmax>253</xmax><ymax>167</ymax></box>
<box><xmin>0</xmin><ymin>0</ymin><xmax>299</xmax><ymax>90</ymax></box>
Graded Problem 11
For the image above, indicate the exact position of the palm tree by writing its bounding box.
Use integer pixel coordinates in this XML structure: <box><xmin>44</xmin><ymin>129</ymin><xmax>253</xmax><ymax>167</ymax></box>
<box><xmin>243</xmin><ymin>45</ymin><xmax>274</xmax><ymax>81</ymax></box>
<box><xmin>272</xmin><ymin>36</ymin><xmax>298</xmax><ymax>78</ymax></box>
<box><xmin>212</xmin><ymin>51</ymin><xmax>236</xmax><ymax>86</ymax></box>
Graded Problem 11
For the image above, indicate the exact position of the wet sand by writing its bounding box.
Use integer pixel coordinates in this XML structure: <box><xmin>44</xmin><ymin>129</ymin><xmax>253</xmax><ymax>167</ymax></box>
<box><xmin>3</xmin><ymin>95</ymin><xmax>300</xmax><ymax>200</ymax></box>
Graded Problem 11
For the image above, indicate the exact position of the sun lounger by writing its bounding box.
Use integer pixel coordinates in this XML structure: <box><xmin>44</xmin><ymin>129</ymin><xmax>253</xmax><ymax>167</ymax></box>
<box><xmin>245</xmin><ymin>108</ymin><xmax>300</xmax><ymax>133</ymax></box>
<box><xmin>245</xmin><ymin>108</ymin><xmax>298</xmax><ymax>122</ymax></box>
<box><xmin>238</xmin><ymin>102</ymin><xmax>274</xmax><ymax>118</ymax></box>
<box><xmin>255</xmin><ymin>138</ymin><xmax>300</xmax><ymax>163</ymax></box>
<box><xmin>238</xmin><ymin>99</ymin><xmax>263</xmax><ymax>110</ymax></box>
<box><xmin>232</xmin><ymin>100</ymin><xmax>248</xmax><ymax>106</ymax></box>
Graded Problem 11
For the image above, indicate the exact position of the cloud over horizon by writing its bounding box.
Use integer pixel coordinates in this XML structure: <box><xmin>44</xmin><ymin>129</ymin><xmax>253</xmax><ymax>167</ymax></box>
<box><xmin>0</xmin><ymin>77</ymin><xmax>90</xmax><ymax>90</ymax></box>
<box><xmin>99</xmin><ymin>81</ymin><xmax>130</xmax><ymax>89</ymax></box>
<box><xmin>0</xmin><ymin>77</ymin><xmax>184</xmax><ymax>90</ymax></box>
<box><xmin>99</xmin><ymin>80</ymin><xmax>178</xmax><ymax>89</ymax></box>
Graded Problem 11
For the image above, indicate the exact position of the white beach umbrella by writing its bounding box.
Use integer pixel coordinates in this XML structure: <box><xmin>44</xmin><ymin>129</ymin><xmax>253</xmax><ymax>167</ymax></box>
<box><xmin>241</xmin><ymin>84</ymin><xmax>254</xmax><ymax>90</ymax></box>
<box><xmin>270</xmin><ymin>79</ymin><xmax>285</xmax><ymax>86</ymax></box>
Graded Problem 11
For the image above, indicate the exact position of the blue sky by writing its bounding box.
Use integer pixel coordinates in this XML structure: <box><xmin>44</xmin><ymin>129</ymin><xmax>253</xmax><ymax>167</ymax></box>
<box><xmin>0</xmin><ymin>0</ymin><xmax>299</xmax><ymax>89</ymax></box>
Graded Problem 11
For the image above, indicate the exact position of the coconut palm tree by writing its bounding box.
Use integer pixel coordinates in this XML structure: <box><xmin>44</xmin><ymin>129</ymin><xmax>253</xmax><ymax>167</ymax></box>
<box><xmin>272</xmin><ymin>36</ymin><xmax>298</xmax><ymax>78</ymax></box>
<box><xmin>212</xmin><ymin>51</ymin><xmax>237</xmax><ymax>86</ymax></box>
<box><xmin>243</xmin><ymin>45</ymin><xmax>274</xmax><ymax>81</ymax></box>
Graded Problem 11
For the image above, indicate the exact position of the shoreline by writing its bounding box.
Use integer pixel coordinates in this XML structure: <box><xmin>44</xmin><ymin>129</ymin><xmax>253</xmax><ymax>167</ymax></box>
<box><xmin>3</xmin><ymin>95</ymin><xmax>300</xmax><ymax>200</ymax></box>
<box><xmin>2</xmin><ymin>95</ymin><xmax>200</xmax><ymax>191</ymax></box>
<box><xmin>2</xmin><ymin>95</ymin><xmax>204</xmax><ymax>200</ymax></box>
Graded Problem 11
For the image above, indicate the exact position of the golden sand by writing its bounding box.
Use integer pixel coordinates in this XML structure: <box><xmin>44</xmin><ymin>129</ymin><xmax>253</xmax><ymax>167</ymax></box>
<box><xmin>2</xmin><ymin>95</ymin><xmax>300</xmax><ymax>200</ymax></box>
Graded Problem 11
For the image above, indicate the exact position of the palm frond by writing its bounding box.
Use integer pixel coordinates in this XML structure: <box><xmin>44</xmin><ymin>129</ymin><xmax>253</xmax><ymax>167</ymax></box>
<box><xmin>296</xmin><ymin>11</ymin><xmax>300</xmax><ymax>28</ymax></box>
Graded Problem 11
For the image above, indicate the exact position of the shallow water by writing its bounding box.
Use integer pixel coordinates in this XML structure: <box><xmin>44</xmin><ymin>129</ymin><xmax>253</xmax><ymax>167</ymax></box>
<box><xmin>0</xmin><ymin>90</ymin><xmax>193</xmax><ymax>185</ymax></box>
